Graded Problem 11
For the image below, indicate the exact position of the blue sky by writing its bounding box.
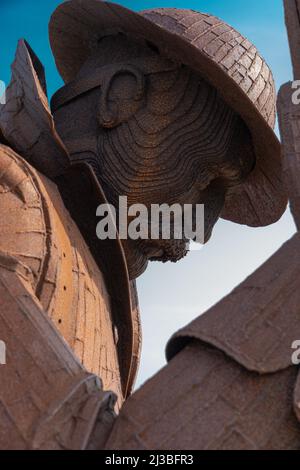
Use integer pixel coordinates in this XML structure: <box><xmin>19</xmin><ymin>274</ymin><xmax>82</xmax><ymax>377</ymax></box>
<box><xmin>0</xmin><ymin>1</ymin><xmax>296</xmax><ymax>387</ymax></box>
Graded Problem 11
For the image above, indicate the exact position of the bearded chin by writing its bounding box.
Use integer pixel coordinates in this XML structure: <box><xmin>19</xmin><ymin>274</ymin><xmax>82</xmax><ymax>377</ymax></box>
<box><xmin>141</xmin><ymin>238</ymin><xmax>188</xmax><ymax>263</ymax></box>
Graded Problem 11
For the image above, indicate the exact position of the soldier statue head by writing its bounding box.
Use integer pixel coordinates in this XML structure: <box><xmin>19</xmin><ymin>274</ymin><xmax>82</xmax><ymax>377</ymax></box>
<box><xmin>1</xmin><ymin>0</ymin><xmax>287</xmax><ymax>279</ymax></box>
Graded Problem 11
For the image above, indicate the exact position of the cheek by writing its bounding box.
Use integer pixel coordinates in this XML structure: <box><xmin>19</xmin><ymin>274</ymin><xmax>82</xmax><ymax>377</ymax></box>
<box><xmin>99</xmin><ymin>122</ymin><xmax>217</xmax><ymax>205</ymax></box>
<box><xmin>136</xmin><ymin>70</ymin><xmax>199</xmax><ymax>134</ymax></box>
<box><xmin>98</xmin><ymin>73</ymin><xmax>237</xmax><ymax>204</ymax></box>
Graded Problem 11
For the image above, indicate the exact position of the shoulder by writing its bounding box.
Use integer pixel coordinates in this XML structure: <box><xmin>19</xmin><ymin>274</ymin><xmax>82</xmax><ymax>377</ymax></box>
<box><xmin>106</xmin><ymin>340</ymin><xmax>300</xmax><ymax>450</ymax></box>
<box><xmin>0</xmin><ymin>144</ymin><xmax>80</xmax><ymax>312</ymax></box>
<box><xmin>0</xmin><ymin>144</ymin><xmax>57</xmax><ymax>293</ymax></box>
<box><xmin>167</xmin><ymin>233</ymin><xmax>300</xmax><ymax>374</ymax></box>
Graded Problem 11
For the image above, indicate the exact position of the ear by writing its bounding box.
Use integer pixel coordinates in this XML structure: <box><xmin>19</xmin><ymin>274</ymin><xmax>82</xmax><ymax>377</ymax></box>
<box><xmin>98</xmin><ymin>65</ymin><xmax>145</xmax><ymax>129</ymax></box>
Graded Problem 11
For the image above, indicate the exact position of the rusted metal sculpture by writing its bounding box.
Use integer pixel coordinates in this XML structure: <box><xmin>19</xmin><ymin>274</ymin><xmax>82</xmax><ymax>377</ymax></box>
<box><xmin>0</xmin><ymin>0</ymin><xmax>292</xmax><ymax>450</ymax></box>
<box><xmin>105</xmin><ymin>1</ymin><xmax>300</xmax><ymax>450</ymax></box>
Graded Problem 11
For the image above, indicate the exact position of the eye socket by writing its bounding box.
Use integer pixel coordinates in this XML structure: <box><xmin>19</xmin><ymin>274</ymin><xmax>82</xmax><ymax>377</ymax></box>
<box><xmin>229</xmin><ymin>120</ymin><xmax>257</xmax><ymax>181</ymax></box>
<box><xmin>221</xmin><ymin>164</ymin><xmax>245</xmax><ymax>184</ymax></box>
<box><xmin>217</xmin><ymin>153</ymin><xmax>256</xmax><ymax>189</ymax></box>
<box><xmin>217</xmin><ymin>125</ymin><xmax>257</xmax><ymax>188</ymax></box>
<box><xmin>145</xmin><ymin>40</ymin><xmax>160</xmax><ymax>55</ymax></box>
<box><xmin>195</xmin><ymin>169</ymin><xmax>218</xmax><ymax>192</ymax></box>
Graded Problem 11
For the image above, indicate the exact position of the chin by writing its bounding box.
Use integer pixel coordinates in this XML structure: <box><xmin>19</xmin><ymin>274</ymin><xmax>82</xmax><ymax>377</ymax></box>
<box><xmin>143</xmin><ymin>239</ymin><xmax>188</xmax><ymax>263</ymax></box>
<box><xmin>122</xmin><ymin>238</ymin><xmax>189</xmax><ymax>279</ymax></box>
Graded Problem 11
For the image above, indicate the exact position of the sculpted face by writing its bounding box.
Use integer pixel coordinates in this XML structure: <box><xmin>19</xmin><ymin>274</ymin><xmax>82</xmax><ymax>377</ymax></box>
<box><xmin>53</xmin><ymin>34</ymin><xmax>255</xmax><ymax>279</ymax></box>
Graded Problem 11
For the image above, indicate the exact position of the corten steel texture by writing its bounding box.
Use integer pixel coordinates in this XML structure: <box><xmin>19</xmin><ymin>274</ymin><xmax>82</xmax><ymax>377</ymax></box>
<box><xmin>277</xmin><ymin>83</ymin><xmax>300</xmax><ymax>230</ymax></box>
<box><xmin>0</xmin><ymin>0</ymin><xmax>296</xmax><ymax>451</ymax></box>
<box><xmin>106</xmin><ymin>342</ymin><xmax>300</xmax><ymax>450</ymax></box>
<box><xmin>1</xmin><ymin>3</ymin><xmax>288</xmax><ymax>279</ymax></box>
<box><xmin>278</xmin><ymin>1</ymin><xmax>300</xmax><ymax>230</ymax></box>
<box><xmin>49</xmin><ymin>0</ymin><xmax>287</xmax><ymax>228</ymax></box>
<box><xmin>166</xmin><ymin>234</ymin><xmax>300</xmax><ymax>372</ymax></box>
<box><xmin>0</xmin><ymin>40</ymin><xmax>70</xmax><ymax>179</ymax></box>
<box><xmin>51</xmin><ymin>40</ymin><xmax>258</xmax><ymax>278</ymax></box>
<box><xmin>284</xmin><ymin>0</ymin><xmax>300</xmax><ymax>79</ymax></box>
<box><xmin>0</xmin><ymin>253</ymin><xmax>116</xmax><ymax>450</ymax></box>
<box><xmin>106</xmin><ymin>234</ymin><xmax>300</xmax><ymax>450</ymax></box>
<box><xmin>0</xmin><ymin>144</ymin><xmax>124</xmax><ymax>406</ymax></box>
<box><xmin>0</xmin><ymin>39</ymin><xmax>141</xmax><ymax>399</ymax></box>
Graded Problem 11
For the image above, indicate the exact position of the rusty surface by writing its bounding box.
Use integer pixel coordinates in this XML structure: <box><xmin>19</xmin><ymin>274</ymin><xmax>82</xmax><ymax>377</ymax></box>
<box><xmin>105</xmin><ymin>0</ymin><xmax>300</xmax><ymax>450</ymax></box>
<box><xmin>0</xmin><ymin>40</ymin><xmax>69</xmax><ymax>178</ymax></box>
<box><xmin>106</xmin><ymin>341</ymin><xmax>300</xmax><ymax>450</ymax></box>
<box><xmin>278</xmin><ymin>83</ymin><xmax>300</xmax><ymax>229</ymax></box>
<box><xmin>284</xmin><ymin>0</ymin><xmax>300</xmax><ymax>79</ymax></box>
<box><xmin>0</xmin><ymin>33</ymin><xmax>141</xmax><ymax>400</ymax></box>
<box><xmin>0</xmin><ymin>0</ymin><xmax>296</xmax><ymax>450</ymax></box>
<box><xmin>0</xmin><ymin>144</ymin><xmax>126</xmax><ymax>404</ymax></box>
<box><xmin>0</xmin><ymin>252</ymin><xmax>116</xmax><ymax>450</ymax></box>
<box><xmin>49</xmin><ymin>0</ymin><xmax>287</xmax><ymax>228</ymax></box>
<box><xmin>277</xmin><ymin>0</ymin><xmax>300</xmax><ymax>229</ymax></box>
<box><xmin>167</xmin><ymin>233</ymin><xmax>300</xmax><ymax>373</ymax></box>
<box><xmin>106</xmin><ymin>234</ymin><xmax>300</xmax><ymax>450</ymax></box>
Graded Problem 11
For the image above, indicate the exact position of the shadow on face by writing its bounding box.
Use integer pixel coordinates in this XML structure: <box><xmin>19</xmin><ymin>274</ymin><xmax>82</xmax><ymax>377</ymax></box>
<box><xmin>53</xmin><ymin>34</ymin><xmax>256</xmax><ymax>279</ymax></box>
